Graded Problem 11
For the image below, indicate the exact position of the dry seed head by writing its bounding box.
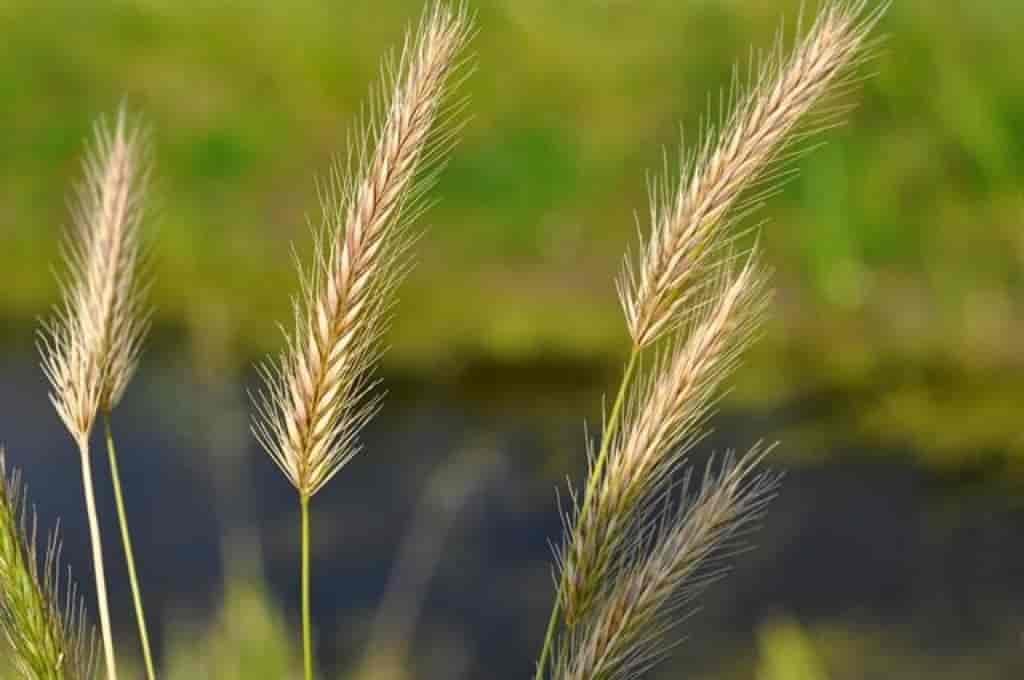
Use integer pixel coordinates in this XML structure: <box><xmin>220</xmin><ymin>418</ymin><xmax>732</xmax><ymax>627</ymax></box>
<box><xmin>0</xmin><ymin>449</ymin><xmax>98</xmax><ymax>680</ymax></box>
<box><xmin>556</xmin><ymin>446</ymin><xmax>779</xmax><ymax>680</ymax></box>
<box><xmin>39</xmin><ymin>109</ymin><xmax>149</xmax><ymax>444</ymax></box>
<box><xmin>621</xmin><ymin>0</ymin><xmax>884</xmax><ymax>347</ymax></box>
<box><xmin>563</xmin><ymin>256</ymin><xmax>768</xmax><ymax>626</ymax></box>
<box><xmin>254</xmin><ymin>3</ymin><xmax>472</xmax><ymax>498</ymax></box>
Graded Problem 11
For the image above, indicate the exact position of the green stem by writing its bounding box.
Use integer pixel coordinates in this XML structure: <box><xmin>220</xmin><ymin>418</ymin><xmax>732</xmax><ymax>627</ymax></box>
<box><xmin>78</xmin><ymin>438</ymin><xmax>119</xmax><ymax>680</ymax></box>
<box><xmin>533</xmin><ymin>348</ymin><xmax>640</xmax><ymax>680</ymax></box>
<box><xmin>301</xmin><ymin>495</ymin><xmax>313</xmax><ymax>680</ymax></box>
<box><xmin>104</xmin><ymin>414</ymin><xmax>156</xmax><ymax>680</ymax></box>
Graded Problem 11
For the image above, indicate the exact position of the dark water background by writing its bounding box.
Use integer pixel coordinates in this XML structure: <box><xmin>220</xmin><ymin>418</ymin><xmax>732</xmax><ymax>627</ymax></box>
<box><xmin>1</xmin><ymin>354</ymin><xmax>1022</xmax><ymax>677</ymax></box>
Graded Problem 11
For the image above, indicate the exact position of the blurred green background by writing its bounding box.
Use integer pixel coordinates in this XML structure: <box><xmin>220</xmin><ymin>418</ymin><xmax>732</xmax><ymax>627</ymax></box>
<box><xmin>2</xmin><ymin>0</ymin><xmax>1023</xmax><ymax>467</ymax></box>
<box><xmin>2</xmin><ymin>0</ymin><xmax>1023</xmax><ymax>678</ymax></box>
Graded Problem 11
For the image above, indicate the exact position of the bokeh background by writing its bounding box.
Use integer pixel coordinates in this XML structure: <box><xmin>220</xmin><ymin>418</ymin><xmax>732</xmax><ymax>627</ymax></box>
<box><xmin>2</xmin><ymin>0</ymin><xmax>1023</xmax><ymax>677</ymax></box>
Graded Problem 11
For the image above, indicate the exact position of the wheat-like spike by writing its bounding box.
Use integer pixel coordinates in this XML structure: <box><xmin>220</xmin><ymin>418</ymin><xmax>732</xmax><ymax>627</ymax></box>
<box><xmin>0</xmin><ymin>449</ymin><xmax>98</xmax><ymax>680</ymax></box>
<box><xmin>563</xmin><ymin>256</ymin><xmax>768</xmax><ymax>627</ymax></box>
<box><xmin>621</xmin><ymin>0</ymin><xmax>885</xmax><ymax>348</ymax></box>
<box><xmin>254</xmin><ymin>3</ymin><xmax>472</xmax><ymax>499</ymax></box>
<box><xmin>555</xmin><ymin>446</ymin><xmax>779</xmax><ymax>680</ymax></box>
<box><xmin>39</xmin><ymin>108</ymin><xmax>149</xmax><ymax>445</ymax></box>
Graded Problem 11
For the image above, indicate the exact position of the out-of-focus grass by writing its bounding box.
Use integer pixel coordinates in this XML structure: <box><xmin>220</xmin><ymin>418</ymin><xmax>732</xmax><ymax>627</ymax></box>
<box><xmin>163</xmin><ymin>575</ymin><xmax>298</xmax><ymax>680</ymax></box>
<box><xmin>756</xmin><ymin>619</ymin><xmax>829</xmax><ymax>680</ymax></box>
<box><xmin>699</xmin><ymin>618</ymin><xmax>1024</xmax><ymax>680</ymax></box>
<box><xmin>2</xmin><ymin>1</ymin><xmax>1024</xmax><ymax>465</ymax></box>
<box><xmin>4</xmin><ymin>582</ymin><xmax>1021</xmax><ymax>678</ymax></box>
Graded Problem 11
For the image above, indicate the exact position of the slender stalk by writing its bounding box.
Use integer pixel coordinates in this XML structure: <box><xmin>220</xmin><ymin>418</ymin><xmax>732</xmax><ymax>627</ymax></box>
<box><xmin>104</xmin><ymin>414</ymin><xmax>156</xmax><ymax>680</ymax></box>
<box><xmin>534</xmin><ymin>348</ymin><xmax>640</xmax><ymax>680</ymax></box>
<box><xmin>301</xmin><ymin>494</ymin><xmax>313</xmax><ymax>680</ymax></box>
<box><xmin>78</xmin><ymin>440</ymin><xmax>118</xmax><ymax>680</ymax></box>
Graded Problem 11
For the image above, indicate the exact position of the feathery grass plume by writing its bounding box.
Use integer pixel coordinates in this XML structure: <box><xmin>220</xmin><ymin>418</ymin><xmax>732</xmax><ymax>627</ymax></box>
<box><xmin>535</xmin><ymin>4</ymin><xmax>887</xmax><ymax>677</ymax></box>
<box><xmin>40</xmin><ymin>109</ymin><xmax>149</xmax><ymax>445</ymax></box>
<box><xmin>620</xmin><ymin>0</ymin><xmax>886</xmax><ymax>348</ymax></box>
<box><xmin>0</xmin><ymin>449</ymin><xmax>97</xmax><ymax>680</ymax></box>
<box><xmin>555</xmin><ymin>447</ymin><xmax>779</xmax><ymax>680</ymax></box>
<box><xmin>252</xmin><ymin>4</ymin><xmax>472</xmax><ymax>678</ymax></box>
<box><xmin>253</xmin><ymin>1</ymin><xmax>472</xmax><ymax>500</ymax></box>
<box><xmin>561</xmin><ymin>258</ymin><xmax>767</xmax><ymax>627</ymax></box>
<box><xmin>38</xmin><ymin>109</ymin><xmax>152</xmax><ymax>680</ymax></box>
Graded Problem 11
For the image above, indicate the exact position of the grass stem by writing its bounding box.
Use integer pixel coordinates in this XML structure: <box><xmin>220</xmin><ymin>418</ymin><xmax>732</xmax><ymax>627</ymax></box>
<box><xmin>105</xmin><ymin>413</ymin><xmax>156</xmax><ymax>680</ymax></box>
<box><xmin>302</xmin><ymin>494</ymin><xmax>313</xmax><ymax>680</ymax></box>
<box><xmin>78</xmin><ymin>439</ymin><xmax>119</xmax><ymax>680</ymax></box>
<box><xmin>533</xmin><ymin>347</ymin><xmax>640</xmax><ymax>679</ymax></box>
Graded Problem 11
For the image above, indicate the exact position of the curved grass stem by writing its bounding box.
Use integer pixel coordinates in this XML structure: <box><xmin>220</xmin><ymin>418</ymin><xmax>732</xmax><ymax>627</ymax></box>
<box><xmin>533</xmin><ymin>348</ymin><xmax>640</xmax><ymax>680</ymax></box>
<box><xmin>105</xmin><ymin>413</ymin><xmax>156</xmax><ymax>679</ymax></box>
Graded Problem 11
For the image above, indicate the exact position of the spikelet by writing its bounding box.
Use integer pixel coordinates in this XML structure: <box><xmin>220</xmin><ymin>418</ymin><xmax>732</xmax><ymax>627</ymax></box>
<box><xmin>562</xmin><ymin>258</ymin><xmax>768</xmax><ymax>627</ymax></box>
<box><xmin>39</xmin><ymin>109</ymin><xmax>149</xmax><ymax>445</ymax></box>
<box><xmin>0</xmin><ymin>449</ymin><xmax>97</xmax><ymax>680</ymax></box>
<box><xmin>555</xmin><ymin>447</ymin><xmax>779</xmax><ymax>680</ymax></box>
<box><xmin>254</xmin><ymin>3</ymin><xmax>472</xmax><ymax>498</ymax></box>
<box><xmin>620</xmin><ymin>0</ymin><xmax>886</xmax><ymax>348</ymax></box>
